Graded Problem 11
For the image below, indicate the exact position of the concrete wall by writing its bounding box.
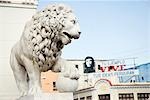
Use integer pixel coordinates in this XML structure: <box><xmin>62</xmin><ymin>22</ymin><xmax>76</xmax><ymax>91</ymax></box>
<box><xmin>0</xmin><ymin>2</ymin><xmax>36</xmax><ymax>99</ymax></box>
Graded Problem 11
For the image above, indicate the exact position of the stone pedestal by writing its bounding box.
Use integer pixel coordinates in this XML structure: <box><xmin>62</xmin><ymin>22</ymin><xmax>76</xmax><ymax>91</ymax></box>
<box><xmin>19</xmin><ymin>93</ymin><xmax>73</xmax><ymax>100</ymax></box>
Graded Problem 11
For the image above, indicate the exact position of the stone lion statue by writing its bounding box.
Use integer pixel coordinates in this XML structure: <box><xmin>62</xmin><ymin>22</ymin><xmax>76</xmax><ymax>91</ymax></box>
<box><xmin>10</xmin><ymin>4</ymin><xmax>81</xmax><ymax>97</ymax></box>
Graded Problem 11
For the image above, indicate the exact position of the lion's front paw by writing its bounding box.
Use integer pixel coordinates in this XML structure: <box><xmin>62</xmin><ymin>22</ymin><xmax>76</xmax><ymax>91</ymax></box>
<box><xmin>70</xmin><ymin>68</ymin><xmax>80</xmax><ymax>80</ymax></box>
<box><xmin>56</xmin><ymin>75</ymin><xmax>78</xmax><ymax>92</ymax></box>
<box><xmin>28</xmin><ymin>86</ymin><xmax>42</xmax><ymax>95</ymax></box>
<box><xmin>63</xmin><ymin>67</ymin><xmax>80</xmax><ymax>80</ymax></box>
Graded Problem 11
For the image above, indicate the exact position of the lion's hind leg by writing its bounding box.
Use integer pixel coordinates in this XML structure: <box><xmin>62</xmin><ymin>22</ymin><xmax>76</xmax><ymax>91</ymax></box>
<box><xmin>21</xmin><ymin>55</ymin><xmax>42</xmax><ymax>95</ymax></box>
<box><xmin>10</xmin><ymin>51</ymin><xmax>29</xmax><ymax>97</ymax></box>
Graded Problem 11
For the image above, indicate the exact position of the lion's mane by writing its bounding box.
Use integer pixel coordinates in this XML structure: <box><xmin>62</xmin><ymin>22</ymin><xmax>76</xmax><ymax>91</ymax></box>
<box><xmin>24</xmin><ymin>4</ymin><xmax>73</xmax><ymax>71</ymax></box>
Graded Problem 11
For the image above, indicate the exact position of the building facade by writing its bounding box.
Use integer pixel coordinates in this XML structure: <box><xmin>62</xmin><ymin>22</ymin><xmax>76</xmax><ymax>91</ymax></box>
<box><xmin>0</xmin><ymin>0</ymin><xmax>37</xmax><ymax>99</ymax></box>
<box><xmin>73</xmin><ymin>59</ymin><xmax>150</xmax><ymax>100</ymax></box>
<box><xmin>41</xmin><ymin>58</ymin><xmax>150</xmax><ymax>100</ymax></box>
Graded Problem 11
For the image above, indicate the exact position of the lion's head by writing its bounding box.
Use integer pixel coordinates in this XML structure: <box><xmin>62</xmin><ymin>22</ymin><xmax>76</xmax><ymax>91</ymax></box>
<box><xmin>26</xmin><ymin>4</ymin><xmax>81</xmax><ymax>67</ymax></box>
<box><xmin>31</xmin><ymin>4</ymin><xmax>81</xmax><ymax>46</ymax></box>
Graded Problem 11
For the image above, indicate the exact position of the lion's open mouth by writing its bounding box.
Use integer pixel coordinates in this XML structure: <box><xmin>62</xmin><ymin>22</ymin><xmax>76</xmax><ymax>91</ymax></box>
<box><xmin>63</xmin><ymin>32</ymin><xmax>72</xmax><ymax>39</ymax></box>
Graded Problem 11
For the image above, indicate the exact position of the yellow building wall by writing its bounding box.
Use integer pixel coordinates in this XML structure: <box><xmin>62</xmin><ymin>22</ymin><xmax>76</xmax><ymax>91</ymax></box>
<box><xmin>41</xmin><ymin>71</ymin><xmax>58</xmax><ymax>93</ymax></box>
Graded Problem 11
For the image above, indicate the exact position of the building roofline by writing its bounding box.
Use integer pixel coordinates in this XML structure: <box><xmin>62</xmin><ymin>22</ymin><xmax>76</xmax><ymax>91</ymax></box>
<box><xmin>0</xmin><ymin>0</ymin><xmax>38</xmax><ymax>9</ymax></box>
<box><xmin>74</xmin><ymin>87</ymin><xmax>95</xmax><ymax>94</ymax></box>
<box><xmin>0</xmin><ymin>0</ymin><xmax>38</xmax><ymax>5</ymax></box>
<box><xmin>66</xmin><ymin>57</ymin><xmax>138</xmax><ymax>62</ymax></box>
<box><xmin>112</xmin><ymin>83</ymin><xmax>150</xmax><ymax>86</ymax></box>
<box><xmin>136</xmin><ymin>62</ymin><xmax>150</xmax><ymax>68</ymax></box>
<box><xmin>66</xmin><ymin>59</ymin><xmax>108</xmax><ymax>61</ymax></box>
<box><xmin>75</xmin><ymin>80</ymin><xmax>150</xmax><ymax>93</ymax></box>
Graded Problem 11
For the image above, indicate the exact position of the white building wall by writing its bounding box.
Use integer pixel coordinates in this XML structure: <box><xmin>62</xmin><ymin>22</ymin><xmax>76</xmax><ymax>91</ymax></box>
<box><xmin>67</xmin><ymin>59</ymin><xmax>121</xmax><ymax>90</ymax></box>
<box><xmin>0</xmin><ymin>1</ymin><xmax>37</xmax><ymax>99</ymax></box>
<box><xmin>111</xmin><ymin>85</ymin><xmax>150</xmax><ymax>100</ymax></box>
<box><xmin>74</xmin><ymin>81</ymin><xmax>150</xmax><ymax>100</ymax></box>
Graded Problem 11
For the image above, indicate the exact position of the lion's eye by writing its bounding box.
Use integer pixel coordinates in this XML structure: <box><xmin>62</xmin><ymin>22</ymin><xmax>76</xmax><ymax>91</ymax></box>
<box><xmin>71</xmin><ymin>20</ymin><xmax>76</xmax><ymax>24</ymax></box>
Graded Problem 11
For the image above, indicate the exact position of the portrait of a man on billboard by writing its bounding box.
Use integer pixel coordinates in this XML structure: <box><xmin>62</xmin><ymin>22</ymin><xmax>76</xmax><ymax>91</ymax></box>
<box><xmin>84</xmin><ymin>56</ymin><xmax>95</xmax><ymax>73</ymax></box>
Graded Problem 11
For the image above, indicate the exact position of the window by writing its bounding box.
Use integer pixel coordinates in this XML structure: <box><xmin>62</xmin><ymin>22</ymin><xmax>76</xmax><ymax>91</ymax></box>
<box><xmin>98</xmin><ymin>65</ymin><xmax>101</xmax><ymax>70</ymax></box>
<box><xmin>138</xmin><ymin>93</ymin><xmax>150</xmax><ymax>100</ymax></box>
<box><xmin>86</xmin><ymin>96</ymin><xmax>92</xmax><ymax>100</ymax></box>
<box><xmin>80</xmin><ymin>97</ymin><xmax>85</xmax><ymax>100</ymax></box>
<box><xmin>98</xmin><ymin>94</ymin><xmax>110</xmax><ymax>100</ymax></box>
<box><xmin>119</xmin><ymin>93</ymin><xmax>134</xmax><ymax>100</ymax></box>
<box><xmin>53</xmin><ymin>82</ymin><xmax>57</xmax><ymax>91</ymax></box>
<box><xmin>141</xmin><ymin>77</ymin><xmax>144</xmax><ymax>81</ymax></box>
<box><xmin>75</xmin><ymin>65</ymin><xmax>79</xmax><ymax>69</ymax></box>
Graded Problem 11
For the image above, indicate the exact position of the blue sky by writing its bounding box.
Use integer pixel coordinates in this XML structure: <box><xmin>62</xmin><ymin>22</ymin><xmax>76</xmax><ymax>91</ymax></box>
<box><xmin>38</xmin><ymin>0</ymin><xmax>150</xmax><ymax>65</ymax></box>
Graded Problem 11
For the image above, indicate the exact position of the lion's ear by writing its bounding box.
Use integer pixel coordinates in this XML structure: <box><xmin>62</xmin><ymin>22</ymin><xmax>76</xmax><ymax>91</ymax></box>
<box><xmin>58</xmin><ymin>6</ymin><xmax>64</xmax><ymax>11</ymax></box>
<box><xmin>57</xmin><ymin>4</ymin><xmax>65</xmax><ymax>11</ymax></box>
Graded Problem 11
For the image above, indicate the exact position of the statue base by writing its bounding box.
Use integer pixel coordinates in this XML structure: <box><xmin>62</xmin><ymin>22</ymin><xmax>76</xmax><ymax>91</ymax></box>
<box><xmin>18</xmin><ymin>93</ymin><xmax>73</xmax><ymax>100</ymax></box>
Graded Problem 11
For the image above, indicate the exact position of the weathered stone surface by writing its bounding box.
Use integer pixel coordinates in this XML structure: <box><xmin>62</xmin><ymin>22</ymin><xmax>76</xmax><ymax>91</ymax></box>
<box><xmin>10</xmin><ymin>3</ymin><xmax>81</xmax><ymax>97</ymax></box>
